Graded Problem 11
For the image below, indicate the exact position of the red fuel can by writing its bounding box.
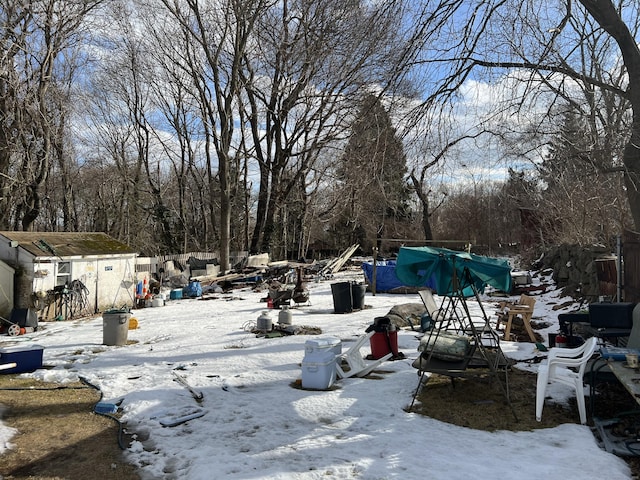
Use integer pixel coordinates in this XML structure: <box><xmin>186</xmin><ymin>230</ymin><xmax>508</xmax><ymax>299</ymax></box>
<box><xmin>555</xmin><ymin>333</ymin><xmax>567</xmax><ymax>348</ymax></box>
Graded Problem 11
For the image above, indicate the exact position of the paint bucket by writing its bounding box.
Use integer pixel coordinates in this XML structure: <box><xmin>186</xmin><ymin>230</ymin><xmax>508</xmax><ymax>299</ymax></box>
<box><xmin>151</xmin><ymin>297</ymin><xmax>164</xmax><ymax>307</ymax></box>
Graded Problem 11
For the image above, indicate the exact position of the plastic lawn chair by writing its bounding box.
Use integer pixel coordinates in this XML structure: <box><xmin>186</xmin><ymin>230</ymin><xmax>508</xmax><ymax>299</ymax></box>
<box><xmin>535</xmin><ymin>336</ymin><xmax>598</xmax><ymax>425</ymax></box>
<box><xmin>336</xmin><ymin>331</ymin><xmax>392</xmax><ymax>378</ymax></box>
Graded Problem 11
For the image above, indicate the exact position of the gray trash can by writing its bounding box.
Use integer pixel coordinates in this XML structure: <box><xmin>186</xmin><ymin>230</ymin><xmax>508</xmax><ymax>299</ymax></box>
<box><xmin>102</xmin><ymin>310</ymin><xmax>131</xmax><ymax>346</ymax></box>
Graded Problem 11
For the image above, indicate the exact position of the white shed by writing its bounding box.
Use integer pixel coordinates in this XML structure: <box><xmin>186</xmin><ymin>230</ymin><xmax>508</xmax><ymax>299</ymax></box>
<box><xmin>0</xmin><ymin>232</ymin><xmax>138</xmax><ymax>320</ymax></box>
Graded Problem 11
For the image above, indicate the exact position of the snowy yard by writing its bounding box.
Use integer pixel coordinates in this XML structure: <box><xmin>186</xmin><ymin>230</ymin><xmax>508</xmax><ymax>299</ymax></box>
<box><xmin>0</xmin><ymin>270</ymin><xmax>632</xmax><ymax>480</ymax></box>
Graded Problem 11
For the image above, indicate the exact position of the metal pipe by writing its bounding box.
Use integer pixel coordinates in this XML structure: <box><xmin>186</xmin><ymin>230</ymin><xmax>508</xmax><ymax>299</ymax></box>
<box><xmin>617</xmin><ymin>235</ymin><xmax>623</xmax><ymax>302</ymax></box>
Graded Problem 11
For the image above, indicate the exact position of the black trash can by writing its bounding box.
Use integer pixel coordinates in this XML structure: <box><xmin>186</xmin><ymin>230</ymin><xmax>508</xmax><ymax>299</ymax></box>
<box><xmin>351</xmin><ymin>283</ymin><xmax>366</xmax><ymax>310</ymax></box>
<box><xmin>331</xmin><ymin>282</ymin><xmax>353</xmax><ymax>314</ymax></box>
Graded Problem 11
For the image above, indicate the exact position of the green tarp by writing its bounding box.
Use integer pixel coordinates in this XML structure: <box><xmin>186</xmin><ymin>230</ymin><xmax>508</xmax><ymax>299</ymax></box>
<box><xmin>395</xmin><ymin>246</ymin><xmax>512</xmax><ymax>296</ymax></box>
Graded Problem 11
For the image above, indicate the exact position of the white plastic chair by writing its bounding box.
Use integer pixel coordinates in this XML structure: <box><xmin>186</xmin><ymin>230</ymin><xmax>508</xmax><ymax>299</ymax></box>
<box><xmin>418</xmin><ymin>289</ymin><xmax>446</xmax><ymax>321</ymax></box>
<box><xmin>535</xmin><ymin>336</ymin><xmax>598</xmax><ymax>425</ymax></box>
<box><xmin>335</xmin><ymin>331</ymin><xmax>392</xmax><ymax>378</ymax></box>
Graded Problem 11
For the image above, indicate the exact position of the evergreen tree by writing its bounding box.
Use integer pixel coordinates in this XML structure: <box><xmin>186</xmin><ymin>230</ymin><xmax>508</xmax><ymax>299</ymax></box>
<box><xmin>333</xmin><ymin>94</ymin><xmax>410</xmax><ymax>252</ymax></box>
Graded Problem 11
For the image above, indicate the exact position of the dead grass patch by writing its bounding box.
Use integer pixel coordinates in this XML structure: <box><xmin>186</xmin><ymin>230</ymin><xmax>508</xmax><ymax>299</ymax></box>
<box><xmin>408</xmin><ymin>367</ymin><xmax>575</xmax><ymax>430</ymax></box>
<box><xmin>0</xmin><ymin>375</ymin><xmax>139</xmax><ymax>480</ymax></box>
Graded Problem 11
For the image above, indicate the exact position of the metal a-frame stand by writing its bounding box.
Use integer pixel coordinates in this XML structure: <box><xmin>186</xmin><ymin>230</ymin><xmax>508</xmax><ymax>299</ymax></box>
<box><xmin>410</xmin><ymin>264</ymin><xmax>518</xmax><ymax>421</ymax></box>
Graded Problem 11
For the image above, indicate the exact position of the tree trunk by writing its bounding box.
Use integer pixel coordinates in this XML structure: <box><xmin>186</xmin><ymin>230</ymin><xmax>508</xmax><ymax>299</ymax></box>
<box><xmin>623</xmin><ymin>127</ymin><xmax>640</xmax><ymax>229</ymax></box>
<box><xmin>577</xmin><ymin>0</ymin><xmax>640</xmax><ymax>229</ymax></box>
<box><xmin>250</xmin><ymin>164</ymin><xmax>271</xmax><ymax>253</ymax></box>
<box><xmin>410</xmin><ymin>173</ymin><xmax>434</xmax><ymax>241</ymax></box>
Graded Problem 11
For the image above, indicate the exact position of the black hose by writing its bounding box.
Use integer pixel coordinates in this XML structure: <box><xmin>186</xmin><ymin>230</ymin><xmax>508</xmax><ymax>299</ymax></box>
<box><xmin>79</xmin><ymin>376</ymin><xmax>126</xmax><ymax>450</ymax></box>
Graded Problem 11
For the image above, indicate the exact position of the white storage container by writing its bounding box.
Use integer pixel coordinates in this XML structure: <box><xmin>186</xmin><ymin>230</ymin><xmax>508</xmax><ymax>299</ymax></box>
<box><xmin>301</xmin><ymin>351</ymin><xmax>337</xmax><ymax>390</ymax></box>
<box><xmin>151</xmin><ymin>297</ymin><xmax>164</xmax><ymax>307</ymax></box>
<box><xmin>304</xmin><ymin>337</ymin><xmax>342</xmax><ymax>357</ymax></box>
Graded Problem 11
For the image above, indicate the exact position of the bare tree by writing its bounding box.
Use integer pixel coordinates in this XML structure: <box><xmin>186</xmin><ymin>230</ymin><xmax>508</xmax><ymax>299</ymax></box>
<box><xmin>81</xmin><ymin>55</ymin><xmax>149</xmax><ymax>246</ymax></box>
<box><xmin>241</xmin><ymin>0</ymin><xmax>405</xmax><ymax>255</ymax></box>
<box><xmin>147</xmin><ymin>54</ymin><xmax>205</xmax><ymax>253</ymax></box>
<box><xmin>405</xmin><ymin>0</ymin><xmax>640</xmax><ymax>232</ymax></box>
<box><xmin>150</xmin><ymin>0</ymin><xmax>269</xmax><ymax>271</ymax></box>
<box><xmin>408</xmin><ymin>130</ymin><xmax>487</xmax><ymax>242</ymax></box>
<box><xmin>105</xmin><ymin>2</ymin><xmax>182</xmax><ymax>254</ymax></box>
<box><xmin>0</xmin><ymin>3</ymin><xmax>29</xmax><ymax>229</ymax></box>
<box><xmin>538</xmin><ymin>108</ymin><xmax>629</xmax><ymax>245</ymax></box>
<box><xmin>0</xmin><ymin>0</ymin><xmax>103</xmax><ymax>231</ymax></box>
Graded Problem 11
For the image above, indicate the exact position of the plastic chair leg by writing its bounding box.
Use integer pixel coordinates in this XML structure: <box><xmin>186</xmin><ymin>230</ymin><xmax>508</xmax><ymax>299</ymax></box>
<box><xmin>535</xmin><ymin>366</ymin><xmax>549</xmax><ymax>422</ymax></box>
<box><xmin>575</xmin><ymin>380</ymin><xmax>587</xmax><ymax>424</ymax></box>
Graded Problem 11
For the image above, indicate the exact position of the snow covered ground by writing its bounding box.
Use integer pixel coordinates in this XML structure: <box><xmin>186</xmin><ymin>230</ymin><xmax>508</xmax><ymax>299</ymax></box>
<box><xmin>0</xmin><ymin>269</ymin><xmax>632</xmax><ymax>479</ymax></box>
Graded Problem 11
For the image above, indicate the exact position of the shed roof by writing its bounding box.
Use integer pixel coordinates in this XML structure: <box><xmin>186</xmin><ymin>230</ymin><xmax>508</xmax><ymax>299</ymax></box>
<box><xmin>0</xmin><ymin>232</ymin><xmax>138</xmax><ymax>258</ymax></box>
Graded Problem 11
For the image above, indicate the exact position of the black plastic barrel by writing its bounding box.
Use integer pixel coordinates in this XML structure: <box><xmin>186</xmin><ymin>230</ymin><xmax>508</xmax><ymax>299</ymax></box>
<box><xmin>331</xmin><ymin>282</ymin><xmax>353</xmax><ymax>314</ymax></box>
<box><xmin>351</xmin><ymin>283</ymin><xmax>366</xmax><ymax>310</ymax></box>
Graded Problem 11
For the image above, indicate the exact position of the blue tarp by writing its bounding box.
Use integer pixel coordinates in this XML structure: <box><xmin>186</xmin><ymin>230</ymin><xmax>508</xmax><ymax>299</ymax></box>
<box><xmin>183</xmin><ymin>280</ymin><xmax>203</xmax><ymax>298</ymax></box>
<box><xmin>394</xmin><ymin>246</ymin><xmax>512</xmax><ymax>297</ymax></box>
<box><xmin>361</xmin><ymin>260</ymin><xmax>436</xmax><ymax>292</ymax></box>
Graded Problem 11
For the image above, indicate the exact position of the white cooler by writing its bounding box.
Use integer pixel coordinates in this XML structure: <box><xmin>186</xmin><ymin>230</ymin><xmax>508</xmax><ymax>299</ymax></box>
<box><xmin>304</xmin><ymin>337</ymin><xmax>342</xmax><ymax>357</ymax></box>
<box><xmin>301</xmin><ymin>350</ymin><xmax>337</xmax><ymax>390</ymax></box>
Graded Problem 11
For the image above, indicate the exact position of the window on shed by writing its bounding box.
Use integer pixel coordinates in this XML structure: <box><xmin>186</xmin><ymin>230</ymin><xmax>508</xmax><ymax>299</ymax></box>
<box><xmin>56</xmin><ymin>262</ymin><xmax>71</xmax><ymax>287</ymax></box>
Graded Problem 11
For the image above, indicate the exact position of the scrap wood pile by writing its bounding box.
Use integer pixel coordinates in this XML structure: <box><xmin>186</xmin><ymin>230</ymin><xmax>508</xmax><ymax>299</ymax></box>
<box><xmin>152</xmin><ymin>246</ymin><xmax>361</xmax><ymax>308</ymax></box>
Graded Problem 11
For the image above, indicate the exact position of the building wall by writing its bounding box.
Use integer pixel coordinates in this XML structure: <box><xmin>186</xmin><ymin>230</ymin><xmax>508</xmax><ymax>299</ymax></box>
<box><xmin>0</xmin><ymin>247</ymin><xmax>137</xmax><ymax>319</ymax></box>
<box><xmin>94</xmin><ymin>256</ymin><xmax>137</xmax><ymax>311</ymax></box>
<box><xmin>0</xmin><ymin>260</ymin><xmax>15</xmax><ymax>318</ymax></box>
<box><xmin>53</xmin><ymin>255</ymin><xmax>138</xmax><ymax>315</ymax></box>
<box><xmin>0</xmin><ymin>241</ymin><xmax>39</xmax><ymax>309</ymax></box>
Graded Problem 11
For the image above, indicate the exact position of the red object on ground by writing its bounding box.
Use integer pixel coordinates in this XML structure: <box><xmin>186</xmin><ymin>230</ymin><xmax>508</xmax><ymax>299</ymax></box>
<box><xmin>370</xmin><ymin>330</ymin><xmax>398</xmax><ymax>359</ymax></box>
